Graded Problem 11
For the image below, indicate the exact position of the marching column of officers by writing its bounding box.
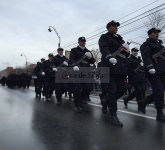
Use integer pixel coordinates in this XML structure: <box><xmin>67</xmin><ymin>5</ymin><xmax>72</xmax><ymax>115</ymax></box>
<box><xmin>0</xmin><ymin>73</ymin><xmax>31</xmax><ymax>88</ymax></box>
<box><xmin>32</xmin><ymin>20</ymin><xmax>165</xmax><ymax>127</ymax></box>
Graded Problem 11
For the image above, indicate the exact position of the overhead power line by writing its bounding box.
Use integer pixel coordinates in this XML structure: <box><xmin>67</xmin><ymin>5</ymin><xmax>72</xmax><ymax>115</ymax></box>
<box><xmin>64</xmin><ymin>4</ymin><xmax>165</xmax><ymax>49</ymax></box>
<box><xmin>63</xmin><ymin>0</ymin><xmax>159</xmax><ymax>47</ymax></box>
<box><xmin>85</xmin><ymin>0</ymin><xmax>160</xmax><ymax>37</ymax></box>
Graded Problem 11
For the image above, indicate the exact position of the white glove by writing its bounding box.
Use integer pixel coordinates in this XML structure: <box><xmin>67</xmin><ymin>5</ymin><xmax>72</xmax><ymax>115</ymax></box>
<box><xmin>41</xmin><ymin>72</ymin><xmax>45</xmax><ymax>76</ymax></box>
<box><xmin>109</xmin><ymin>58</ymin><xmax>117</xmax><ymax>65</ymax></box>
<box><xmin>32</xmin><ymin>76</ymin><xmax>37</xmax><ymax>79</ymax></box>
<box><xmin>148</xmin><ymin>69</ymin><xmax>156</xmax><ymax>74</ymax></box>
<box><xmin>52</xmin><ymin>68</ymin><xmax>58</xmax><ymax>72</ymax></box>
<box><xmin>90</xmin><ymin>64</ymin><xmax>94</xmax><ymax>67</ymax></box>
<box><xmin>63</xmin><ymin>61</ymin><xmax>68</xmax><ymax>66</ymax></box>
<box><xmin>140</xmin><ymin>62</ymin><xmax>144</xmax><ymax>66</ymax></box>
<box><xmin>73</xmin><ymin>66</ymin><xmax>79</xmax><ymax>71</ymax></box>
<box><xmin>85</xmin><ymin>52</ymin><xmax>92</xmax><ymax>59</ymax></box>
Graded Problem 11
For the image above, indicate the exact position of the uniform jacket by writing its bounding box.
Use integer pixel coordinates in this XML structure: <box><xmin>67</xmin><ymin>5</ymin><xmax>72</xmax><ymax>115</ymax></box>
<box><xmin>99</xmin><ymin>32</ymin><xmax>129</xmax><ymax>75</ymax></box>
<box><xmin>69</xmin><ymin>46</ymin><xmax>95</xmax><ymax>67</ymax></box>
<box><xmin>54</xmin><ymin>54</ymin><xmax>68</xmax><ymax>67</ymax></box>
<box><xmin>43</xmin><ymin>59</ymin><xmax>57</xmax><ymax>78</ymax></box>
<box><xmin>140</xmin><ymin>38</ymin><xmax>165</xmax><ymax>75</ymax></box>
<box><xmin>128</xmin><ymin>55</ymin><xmax>145</xmax><ymax>84</ymax></box>
<box><xmin>33</xmin><ymin>62</ymin><xmax>45</xmax><ymax>78</ymax></box>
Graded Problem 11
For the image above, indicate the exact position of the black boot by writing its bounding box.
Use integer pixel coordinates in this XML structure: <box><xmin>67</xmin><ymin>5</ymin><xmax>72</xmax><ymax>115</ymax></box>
<box><xmin>102</xmin><ymin>106</ymin><xmax>108</xmax><ymax>114</ymax></box>
<box><xmin>56</xmin><ymin>98</ymin><xmax>62</xmax><ymax>105</ymax></box>
<box><xmin>86</xmin><ymin>95</ymin><xmax>91</xmax><ymax>102</ymax></box>
<box><xmin>138</xmin><ymin>101</ymin><xmax>146</xmax><ymax>114</ymax></box>
<box><xmin>138</xmin><ymin>95</ymin><xmax>153</xmax><ymax>110</ymax></box>
<box><xmin>45</xmin><ymin>95</ymin><xmax>51</xmax><ymax>101</ymax></box>
<box><xmin>123</xmin><ymin>97</ymin><xmax>128</xmax><ymax>109</ymax></box>
<box><xmin>35</xmin><ymin>93</ymin><xmax>38</xmax><ymax>98</ymax></box>
<box><xmin>110</xmin><ymin>113</ymin><xmax>123</xmax><ymax>127</ymax></box>
<box><xmin>69</xmin><ymin>94</ymin><xmax>72</xmax><ymax>101</ymax></box>
<box><xmin>156</xmin><ymin>109</ymin><xmax>165</xmax><ymax>122</ymax></box>
<box><xmin>38</xmin><ymin>93</ymin><xmax>41</xmax><ymax>99</ymax></box>
<box><xmin>100</xmin><ymin>94</ymin><xmax>108</xmax><ymax>114</ymax></box>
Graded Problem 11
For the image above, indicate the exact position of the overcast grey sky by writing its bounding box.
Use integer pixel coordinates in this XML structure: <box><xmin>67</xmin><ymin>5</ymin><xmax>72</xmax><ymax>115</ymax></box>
<box><xmin>0</xmin><ymin>0</ymin><xmax>164</xmax><ymax>70</ymax></box>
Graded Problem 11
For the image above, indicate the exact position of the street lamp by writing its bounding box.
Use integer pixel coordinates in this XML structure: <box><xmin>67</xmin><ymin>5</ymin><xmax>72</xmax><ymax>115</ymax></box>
<box><xmin>20</xmin><ymin>53</ymin><xmax>28</xmax><ymax>73</ymax></box>
<box><xmin>48</xmin><ymin>26</ymin><xmax>61</xmax><ymax>48</ymax></box>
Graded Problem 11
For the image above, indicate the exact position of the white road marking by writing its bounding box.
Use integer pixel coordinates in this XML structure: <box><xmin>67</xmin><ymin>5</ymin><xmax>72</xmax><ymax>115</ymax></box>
<box><xmin>30</xmin><ymin>88</ymin><xmax>156</xmax><ymax>120</ymax></box>
<box><xmin>90</xmin><ymin>95</ymin><xmax>155</xmax><ymax>106</ymax></box>
<box><xmin>88</xmin><ymin>102</ymin><xmax>156</xmax><ymax>120</ymax></box>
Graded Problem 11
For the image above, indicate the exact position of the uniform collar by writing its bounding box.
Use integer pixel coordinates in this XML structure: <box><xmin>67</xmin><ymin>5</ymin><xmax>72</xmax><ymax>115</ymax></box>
<box><xmin>131</xmin><ymin>54</ymin><xmax>138</xmax><ymax>59</ymax></box>
<box><xmin>147</xmin><ymin>38</ymin><xmax>160</xmax><ymax>43</ymax></box>
<box><xmin>58</xmin><ymin>54</ymin><xmax>64</xmax><ymax>57</ymax></box>
<box><xmin>107</xmin><ymin>32</ymin><xmax>118</xmax><ymax>37</ymax></box>
<box><xmin>78</xmin><ymin>45</ymin><xmax>86</xmax><ymax>50</ymax></box>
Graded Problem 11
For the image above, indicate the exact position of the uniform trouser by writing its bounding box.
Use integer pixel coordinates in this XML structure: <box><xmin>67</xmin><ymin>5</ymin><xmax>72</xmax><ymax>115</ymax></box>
<box><xmin>67</xmin><ymin>83</ymin><xmax>73</xmax><ymax>93</ymax></box>
<box><xmin>55</xmin><ymin>83</ymin><xmax>65</xmax><ymax>101</ymax></box>
<box><xmin>147</xmin><ymin>74</ymin><xmax>165</xmax><ymax>109</ymax></box>
<box><xmin>127</xmin><ymin>83</ymin><xmax>146</xmax><ymax>102</ymax></box>
<box><xmin>84</xmin><ymin>83</ymin><xmax>93</xmax><ymax>101</ymax></box>
<box><xmin>27</xmin><ymin>80</ymin><xmax>31</xmax><ymax>88</ymax></box>
<box><xmin>22</xmin><ymin>79</ymin><xmax>27</xmax><ymax>88</ymax></box>
<box><xmin>105</xmin><ymin>76</ymin><xmax>126</xmax><ymax>113</ymax></box>
<box><xmin>34</xmin><ymin>79</ymin><xmax>42</xmax><ymax>95</ymax></box>
<box><xmin>100</xmin><ymin>83</ymin><xmax>108</xmax><ymax>106</ymax></box>
<box><xmin>145</xmin><ymin>94</ymin><xmax>154</xmax><ymax>104</ymax></box>
<box><xmin>127</xmin><ymin>90</ymin><xmax>135</xmax><ymax>101</ymax></box>
<box><xmin>126</xmin><ymin>84</ymin><xmax>132</xmax><ymax>95</ymax></box>
<box><xmin>65</xmin><ymin>83</ymin><xmax>73</xmax><ymax>99</ymax></box>
<box><xmin>43</xmin><ymin>76</ymin><xmax>55</xmax><ymax>98</ymax></box>
<box><xmin>73</xmin><ymin>83</ymin><xmax>91</xmax><ymax>107</ymax></box>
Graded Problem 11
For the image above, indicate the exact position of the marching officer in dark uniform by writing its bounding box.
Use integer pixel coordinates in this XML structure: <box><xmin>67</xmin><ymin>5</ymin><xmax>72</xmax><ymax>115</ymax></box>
<box><xmin>54</xmin><ymin>48</ymin><xmax>69</xmax><ymax>105</ymax></box>
<box><xmin>98</xmin><ymin>20</ymin><xmax>130</xmax><ymax>127</ymax></box>
<box><xmin>69</xmin><ymin>37</ymin><xmax>95</xmax><ymax>113</ymax></box>
<box><xmin>0</xmin><ymin>76</ymin><xmax>6</xmax><ymax>86</ymax></box>
<box><xmin>140</xmin><ymin>28</ymin><xmax>165</xmax><ymax>122</ymax></box>
<box><xmin>6</xmin><ymin>73</ymin><xmax>18</xmax><ymax>88</ymax></box>
<box><xmin>33</xmin><ymin>62</ymin><xmax>42</xmax><ymax>98</ymax></box>
<box><xmin>42</xmin><ymin>53</ymin><xmax>57</xmax><ymax>101</ymax></box>
<box><xmin>32</xmin><ymin>58</ymin><xmax>45</xmax><ymax>99</ymax></box>
<box><xmin>124</xmin><ymin>48</ymin><xmax>146</xmax><ymax>113</ymax></box>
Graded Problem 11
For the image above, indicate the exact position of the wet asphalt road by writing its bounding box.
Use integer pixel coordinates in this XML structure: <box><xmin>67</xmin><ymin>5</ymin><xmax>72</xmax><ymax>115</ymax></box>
<box><xmin>0</xmin><ymin>86</ymin><xmax>165</xmax><ymax>150</ymax></box>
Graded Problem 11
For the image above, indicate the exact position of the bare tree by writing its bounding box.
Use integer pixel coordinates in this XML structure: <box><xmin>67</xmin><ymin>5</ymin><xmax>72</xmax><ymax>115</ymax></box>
<box><xmin>91</xmin><ymin>48</ymin><xmax>102</xmax><ymax>65</ymax></box>
<box><xmin>145</xmin><ymin>12</ymin><xmax>165</xmax><ymax>41</ymax></box>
